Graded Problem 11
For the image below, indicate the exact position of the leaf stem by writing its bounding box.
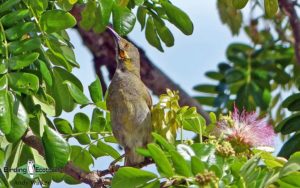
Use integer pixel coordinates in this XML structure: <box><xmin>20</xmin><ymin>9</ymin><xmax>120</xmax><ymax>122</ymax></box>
<box><xmin>198</xmin><ymin>117</ymin><xmax>202</xmax><ymax>143</ymax></box>
<box><xmin>0</xmin><ymin>20</ymin><xmax>9</xmax><ymax>59</ymax></box>
<box><xmin>63</xmin><ymin>131</ymin><xmax>112</xmax><ymax>137</ymax></box>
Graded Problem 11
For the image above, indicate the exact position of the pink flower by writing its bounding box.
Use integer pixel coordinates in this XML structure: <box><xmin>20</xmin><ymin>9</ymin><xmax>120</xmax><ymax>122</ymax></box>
<box><xmin>213</xmin><ymin>107</ymin><xmax>275</xmax><ymax>150</ymax></box>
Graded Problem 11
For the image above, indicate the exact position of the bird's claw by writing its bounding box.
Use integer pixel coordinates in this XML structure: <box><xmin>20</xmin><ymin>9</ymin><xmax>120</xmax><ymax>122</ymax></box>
<box><xmin>108</xmin><ymin>164</ymin><xmax>120</xmax><ymax>174</ymax></box>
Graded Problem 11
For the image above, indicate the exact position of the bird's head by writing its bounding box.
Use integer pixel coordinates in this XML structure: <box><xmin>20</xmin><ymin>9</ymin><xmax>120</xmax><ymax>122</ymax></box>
<box><xmin>107</xmin><ymin>27</ymin><xmax>140</xmax><ymax>76</ymax></box>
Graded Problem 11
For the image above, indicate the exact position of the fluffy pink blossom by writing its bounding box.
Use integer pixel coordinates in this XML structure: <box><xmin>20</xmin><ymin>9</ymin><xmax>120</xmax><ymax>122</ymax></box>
<box><xmin>214</xmin><ymin>107</ymin><xmax>275</xmax><ymax>149</ymax></box>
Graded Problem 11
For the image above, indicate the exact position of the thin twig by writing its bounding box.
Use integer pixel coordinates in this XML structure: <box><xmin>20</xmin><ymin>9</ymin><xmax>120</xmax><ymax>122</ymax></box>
<box><xmin>279</xmin><ymin>0</ymin><xmax>300</xmax><ymax>65</ymax></box>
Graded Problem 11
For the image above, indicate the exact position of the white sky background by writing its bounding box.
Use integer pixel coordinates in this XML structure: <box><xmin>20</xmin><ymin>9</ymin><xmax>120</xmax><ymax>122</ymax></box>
<box><xmin>49</xmin><ymin>1</ymin><xmax>283</xmax><ymax>187</ymax></box>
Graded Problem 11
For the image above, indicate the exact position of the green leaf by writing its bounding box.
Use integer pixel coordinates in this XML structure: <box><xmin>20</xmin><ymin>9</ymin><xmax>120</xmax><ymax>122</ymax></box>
<box><xmin>94</xmin><ymin>0</ymin><xmax>114</xmax><ymax>32</ymax></box>
<box><xmin>90</xmin><ymin>108</ymin><xmax>105</xmax><ymax>139</ymax></box>
<box><xmin>40</xmin><ymin>10</ymin><xmax>76</xmax><ymax>33</ymax></box>
<box><xmin>191</xmin><ymin>143</ymin><xmax>215</xmax><ymax>161</ymax></box>
<box><xmin>104</xmin><ymin>135</ymin><xmax>117</xmax><ymax>143</ymax></box>
<box><xmin>70</xmin><ymin>146</ymin><xmax>93</xmax><ymax>172</ymax></box>
<box><xmin>259</xmin><ymin>153</ymin><xmax>283</xmax><ymax>169</ymax></box>
<box><xmin>5</xmin><ymin>94</ymin><xmax>29</xmax><ymax>143</ymax></box>
<box><xmin>191</xmin><ymin>156</ymin><xmax>205</xmax><ymax>175</ymax></box>
<box><xmin>5</xmin><ymin>22</ymin><xmax>35</xmax><ymax>41</ymax></box>
<box><xmin>112</xmin><ymin>167</ymin><xmax>157</xmax><ymax>188</ymax></box>
<box><xmin>42</xmin><ymin>126</ymin><xmax>70</xmax><ymax>168</ymax></box>
<box><xmin>279</xmin><ymin>172</ymin><xmax>300</xmax><ymax>188</ymax></box>
<box><xmin>209</xmin><ymin>112</ymin><xmax>217</xmax><ymax>124</ymax></box>
<box><xmin>32</xmin><ymin>93</ymin><xmax>56</xmax><ymax>116</ymax></box>
<box><xmin>8</xmin><ymin>52</ymin><xmax>39</xmax><ymax>70</ymax></box>
<box><xmin>97</xmin><ymin>140</ymin><xmax>121</xmax><ymax>159</ymax></box>
<box><xmin>280</xmin><ymin>152</ymin><xmax>300</xmax><ymax>177</ymax></box>
<box><xmin>0</xmin><ymin>62</ymin><xmax>7</xmax><ymax>75</ymax></box>
<box><xmin>8</xmin><ymin>37</ymin><xmax>41</xmax><ymax>54</ymax></box>
<box><xmin>100</xmin><ymin>0</ymin><xmax>114</xmax><ymax>24</ymax></box>
<box><xmin>152</xmin><ymin>132</ymin><xmax>175</xmax><ymax>152</ymax></box>
<box><xmin>56</xmin><ymin>0</ymin><xmax>74</xmax><ymax>11</ymax></box>
<box><xmin>54</xmin><ymin>118</ymin><xmax>73</xmax><ymax>135</ymax></box>
<box><xmin>8</xmin><ymin>72</ymin><xmax>39</xmax><ymax>95</ymax></box>
<box><xmin>194</xmin><ymin>96</ymin><xmax>215</xmax><ymax>106</ymax></box>
<box><xmin>276</xmin><ymin>112</ymin><xmax>300</xmax><ymax>134</ymax></box>
<box><xmin>145</xmin><ymin>16</ymin><xmax>163</xmax><ymax>52</ymax></box>
<box><xmin>265</xmin><ymin>0</ymin><xmax>278</xmax><ymax>18</ymax></box>
<box><xmin>134</xmin><ymin>0</ymin><xmax>144</xmax><ymax>6</ymax></box>
<box><xmin>29</xmin><ymin>0</ymin><xmax>48</xmax><ymax>15</ymax></box>
<box><xmin>147</xmin><ymin>143</ymin><xmax>174</xmax><ymax>177</ymax></box>
<box><xmin>0</xmin><ymin>76</ymin><xmax>11</xmax><ymax>134</ymax></box>
<box><xmin>153</xmin><ymin>17</ymin><xmax>174</xmax><ymax>47</ymax></box>
<box><xmin>137</xmin><ymin>6</ymin><xmax>147</xmax><ymax>30</ymax></box>
<box><xmin>278</xmin><ymin>134</ymin><xmax>300</xmax><ymax>158</ymax></box>
<box><xmin>59</xmin><ymin>45</ymin><xmax>79</xmax><ymax>68</ymax></box>
<box><xmin>0</xmin><ymin>169</ymin><xmax>9</xmax><ymax>188</ymax></box>
<box><xmin>217</xmin><ymin>0</ymin><xmax>242</xmax><ymax>35</ymax></box>
<box><xmin>225</xmin><ymin>69</ymin><xmax>245</xmax><ymax>83</ymax></box>
<box><xmin>0</xmin><ymin>9</ymin><xmax>29</xmax><ymax>26</ymax></box>
<box><xmin>74</xmin><ymin>112</ymin><xmax>90</xmax><ymax>145</ymax></box>
<box><xmin>113</xmin><ymin>5</ymin><xmax>136</xmax><ymax>36</ymax></box>
<box><xmin>205</xmin><ymin>71</ymin><xmax>224</xmax><ymax>80</ymax></box>
<box><xmin>0</xmin><ymin>149</ymin><xmax>4</xmax><ymax>166</ymax></box>
<box><xmin>64</xmin><ymin>81</ymin><xmax>90</xmax><ymax>105</ymax></box>
<box><xmin>193</xmin><ymin>84</ymin><xmax>218</xmax><ymax>94</ymax></box>
<box><xmin>136</xmin><ymin>148</ymin><xmax>151</xmax><ymax>157</ymax></box>
<box><xmin>161</xmin><ymin>1</ymin><xmax>193</xmax><ymax>35</ymax></box>
<box><xmin>74</xmin><ymin>112</ymin><xmax>90</xmax><ymax>132</ymax></box>
<box><xmin>39</xmin><ymin>60</ymin><xmax>53</xmax><ymax>86</ymax></box>
<box><xmin>89</xmin><ymin>144</ymin><xmax>105</xmax><ymax>158</ymax></box>
<box><xmin>0</xmin><ymin>0</ymin><xmax>21</xmax><ymax>14</ymax></box>
<box><xmin>88</xmin><ymin>77</ymin><xmax>103</xmax><ymax>103</ymax></box>
<box><xmin>170</xmin><ymin>150</ymin><xmax>192</xmax><ymax>177</ymax></box>
<box><xmin>46</xmin><ymin>49</ymin><xmax>72</xmax><ymax>72</ymax></box>
<box><xmin>52</xmin><ymin>67</ymin><xmax>83</xmax><ymax>114</ymax></box>
<box><xmin>282</xmin><ymin>93</ymin><xmax>300</xmax><ymax>111</ymax></box>
<box><xmin>79</xmin><ymin>0</ymin><xmax>96</xmax><ymax>30</ymax></box>
<box><xmin>232</xmin><ymin>0</ymin><xmax>249</xmax><ymax>9</ymax></box>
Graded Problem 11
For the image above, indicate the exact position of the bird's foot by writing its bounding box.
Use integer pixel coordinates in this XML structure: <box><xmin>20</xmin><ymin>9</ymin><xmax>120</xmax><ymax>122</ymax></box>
<box><xmin>108</xmin><ymin>154</ymin><xmax>125</xmax><ymax>174</ymax></box>
<box><xmin>136</xmin><ymin>157</ymin><xmax>153</xmax><ymax>168</ymax></box>
<box><xmin>108</xmin><ymin>164</ymin><xmax>120</xmax><ymax>175</ymax></box>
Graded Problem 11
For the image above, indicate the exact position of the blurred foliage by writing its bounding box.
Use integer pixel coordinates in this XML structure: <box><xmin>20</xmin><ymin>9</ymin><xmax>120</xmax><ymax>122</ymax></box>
<box><xmin>196</xmin><ymin>0</ymin><xmax>300</xmax><ymax>160</ymax></box>
<box><xmin>276</xmin><ymin>86</ymin><xmax>300</xmax><ymax>158</ymax></box>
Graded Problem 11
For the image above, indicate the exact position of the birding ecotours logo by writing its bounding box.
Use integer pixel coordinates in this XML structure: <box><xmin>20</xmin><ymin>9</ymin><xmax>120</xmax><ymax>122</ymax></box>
<box><xmin>3</xmin><ymin>159</ymin><xmax>60</xmax><ymax>179</ymax></box>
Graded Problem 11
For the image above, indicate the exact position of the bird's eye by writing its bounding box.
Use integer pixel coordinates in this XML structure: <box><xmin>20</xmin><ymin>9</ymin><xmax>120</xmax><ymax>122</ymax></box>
<box><xmin>119</xmin><ymin>50</ymin><xmax>130</xmax><ymax>61</ymax></box>
<box><xmin>119</xmin><ymin>50</ymin><xmax>126</xmax><ymax>59</ymax></box>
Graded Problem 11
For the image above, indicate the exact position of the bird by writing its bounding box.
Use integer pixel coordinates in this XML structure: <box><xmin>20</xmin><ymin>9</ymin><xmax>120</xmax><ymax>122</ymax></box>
<box><xmin>106</xmin><ymin>28</ymin><xmax>152</xmax><ymax>166</ymax></box>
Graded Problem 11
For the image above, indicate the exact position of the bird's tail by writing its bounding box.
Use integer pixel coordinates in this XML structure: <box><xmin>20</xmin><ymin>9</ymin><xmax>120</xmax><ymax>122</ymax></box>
<box><xmin>125</xmin><ymin>147</ymin><xmax>144</xmax><ymax>166</ymax></box>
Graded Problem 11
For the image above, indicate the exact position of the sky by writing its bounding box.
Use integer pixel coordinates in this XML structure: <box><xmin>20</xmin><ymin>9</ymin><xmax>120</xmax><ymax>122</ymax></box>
<box><xmin>49</xmin><ymin>1</ymin><xmax>282</xmax><ymax>187</ymax></box>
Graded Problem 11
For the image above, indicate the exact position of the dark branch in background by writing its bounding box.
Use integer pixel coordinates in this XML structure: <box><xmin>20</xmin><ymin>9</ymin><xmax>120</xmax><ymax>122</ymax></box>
<box><xmin>22</xmin><ymin>129</ymin><xmax>110</xmax><ymax>188</ymax></box>
<box><xmin>279</xmin><ymin>0</ymin><xmax>300</xmax><ymax>64</ymax></box>
<box><xmin>70</xmin><ymin>6</ymin><xmax>210</xmax><ymax>123</ymax></box>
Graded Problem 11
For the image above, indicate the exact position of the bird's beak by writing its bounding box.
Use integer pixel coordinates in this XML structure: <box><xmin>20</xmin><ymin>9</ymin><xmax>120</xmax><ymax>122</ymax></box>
<box><xmin>106</xmin><ymin>26</ymin><xmax>121</xmax><ymax>42</ymax></box>
<box><xmin>106</xmin><ymin>27</ymin><xmax>127</xmax><ymax>60</ymax></box>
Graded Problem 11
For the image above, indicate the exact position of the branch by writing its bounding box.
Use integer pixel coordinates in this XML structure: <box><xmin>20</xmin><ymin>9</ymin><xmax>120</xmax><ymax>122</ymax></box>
<box><xmin>21</xmin><ymin>129</ymin><xmax>153</xmax><ymax>187</ymax></box>
<box><xmin>70</xmin><ymin>6</ymin><xmax>210</xmax><ymax>123</ymax></box>
<box><xmin>160</xmin><ymin>179</ymin><xmax>187</xmax><ymax>188</ymax></box>
<box><xmin>22</xmin><ymin>129</ymin><xmax>110</xmax><ymax>188</ymax></box>
<box><xmin>279</xmin><ymin>0</ymin><xmax>300</xmax><ymax>64</ymax></box>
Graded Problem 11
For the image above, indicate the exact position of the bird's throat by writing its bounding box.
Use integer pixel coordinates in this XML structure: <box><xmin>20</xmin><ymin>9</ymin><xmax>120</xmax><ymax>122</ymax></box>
<box><xmin>118</xmin><ymin>59</ymin><xmax>140</xmax><ymax>77</ymax></box>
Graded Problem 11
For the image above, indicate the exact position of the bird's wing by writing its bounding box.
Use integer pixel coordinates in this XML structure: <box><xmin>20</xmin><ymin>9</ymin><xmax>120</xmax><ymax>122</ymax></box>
<box><xmin>144</xmin><ymin>86</ymin><xmax>152</xmax><ymax>109</ymax></box>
